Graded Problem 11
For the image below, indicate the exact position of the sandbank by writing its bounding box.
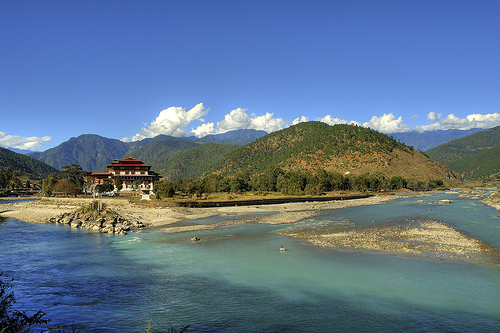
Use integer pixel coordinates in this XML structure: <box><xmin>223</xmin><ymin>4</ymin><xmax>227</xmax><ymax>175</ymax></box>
<box><xmin>0</xmin><ymin>194</ymin><xmax>398</xmax><ymax>230</ymax></box>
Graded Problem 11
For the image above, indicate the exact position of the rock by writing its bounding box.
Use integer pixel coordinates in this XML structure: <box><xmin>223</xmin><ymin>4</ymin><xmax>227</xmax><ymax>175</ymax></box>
<box><xmin>70</xmin><ymin>219</ymin><xmax>82</xmax><ymax>228</ymax></box>
<box><xmin>438</xmin><ymin>200</ymin><xmax>453</xmax><ymax>204</ymax></box>
<box><xmin>62</xmin><ymin>216</ymin><xmax>73</xmax><ymax>224</ymax></box>
<box><xmin>46</xmin><ymin>207</ymin><xmax>146</xmax><ymax>236</ymax></box>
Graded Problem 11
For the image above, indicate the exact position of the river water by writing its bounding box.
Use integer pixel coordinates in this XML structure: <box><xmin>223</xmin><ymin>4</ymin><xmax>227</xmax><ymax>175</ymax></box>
<box><xmin>1</xmin><ymin>192</ymin><xmax>499</xmax><ymax>332</ymax></box>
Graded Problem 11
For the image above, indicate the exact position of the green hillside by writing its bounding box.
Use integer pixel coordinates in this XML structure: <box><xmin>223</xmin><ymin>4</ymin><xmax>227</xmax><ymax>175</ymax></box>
<box><xmin>208</xmin><ymin>122</ymin><xmax>458</xmax><ymax>185</ymax></box>
<box><xmin>425</xmin><ymin>126</ymin><xmax>500</xmax><ymax>163</ymax></box>
<box><xmin>447</xmin><ymin>145</ymin><xmax>500</xmax><ymax>180</ymax></box>
<box><xmin>158</xmin><ymin>143</ymin><xmax>240</xmax><ymax>181</ymax></box>
<box><xmin>0</xmin><ymin>147</ymin><xmax>58</xmax><ymax>178</ymax></box>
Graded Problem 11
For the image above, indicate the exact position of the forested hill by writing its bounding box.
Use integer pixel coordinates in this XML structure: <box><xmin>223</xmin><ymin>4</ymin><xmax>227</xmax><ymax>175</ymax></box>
<box><xmin>447</xmin><ymin>145</ymin><xmax>500</xmax><ymax>180</ymax></box>
<box><xmin>425</xmin><ymin>126</ymin><xmax>500</xmax><ymax>163</ymax></box>
<box><xmin>158</xmin><ymin>143</ymin><xmax>240</xmax><ymax>181</ymax></box>
<box><xmin>208</xmin><ymin>122</ymin><xmax>459</xmax><ymax>185</ymax></box>
<box><xmin>0</xmin><ymin>147</ymin><xmax>58</xmax><ymax>178</ymax></box>
<box><xmin>425</xmin><ymin>126</ymin><xmax>500</xmax><ymax>181</ymax></box>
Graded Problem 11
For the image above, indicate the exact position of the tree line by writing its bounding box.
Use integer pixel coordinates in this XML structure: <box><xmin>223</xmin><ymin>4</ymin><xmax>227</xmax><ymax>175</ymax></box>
<box><xmin>154</xmin><ymin>165</ymin><xmax>422</xmax><ymax>199</ymax></box>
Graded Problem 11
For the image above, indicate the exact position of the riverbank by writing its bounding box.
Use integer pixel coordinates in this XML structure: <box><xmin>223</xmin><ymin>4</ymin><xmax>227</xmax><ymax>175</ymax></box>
<box><xmin>0</xmin><ymin>193</ymin><xmax>402</xmax><ymax>231</ymax></box>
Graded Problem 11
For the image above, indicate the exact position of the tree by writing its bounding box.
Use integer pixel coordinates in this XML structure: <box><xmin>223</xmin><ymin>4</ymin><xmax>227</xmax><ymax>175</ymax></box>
<box><xmin>53</xmin><ymin>179</ymin><xmax>82</xmax><ymax>197</ymax></box>
<box><xmin>229</xmin><ymin>171</ymin><xmax>251</xmax><ymax>193</ymax></box>
<box><xmin>115</xmin><ymin>176</ymin><xmax>123</xmax><ymax>191</ymax></box>
<box><xmin>41</xmin><ymin>173</ymin><xmax>59</xmax><ymax>197</ymax></box>
<box><xmin>95</xmin><ymin>183</ymin><xmax>114</xmax><ymax>194</ymax></box>
<box><xmin>154</xmin><ymin>181</ymin><xmax>175</xmax><ymax>198</ymax></box>
<box><xmin>0</xmin><ymin>167</ymin><xmax>15</xmax><ymax>189</ymax></box>
<box><xmin>60</xmin><ymin>164</ymin><xmax>85</xmax><ymax>187</ymax></box>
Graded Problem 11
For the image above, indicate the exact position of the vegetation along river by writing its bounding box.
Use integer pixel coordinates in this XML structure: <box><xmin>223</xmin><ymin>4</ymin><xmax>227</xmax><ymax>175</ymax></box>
<box><xmin>1</xmin><ymin>192</ymin><xmax>500</xmax><ymax>332</ymax></box>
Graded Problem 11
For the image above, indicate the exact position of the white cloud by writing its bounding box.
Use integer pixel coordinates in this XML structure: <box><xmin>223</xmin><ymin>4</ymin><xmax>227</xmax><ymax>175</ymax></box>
<box><xmin>292</xmin><ymin>116</ymin><xmax>308</xmax><ymax>125</ymax></box>
<box><xmin>362</xmin><ymin>113</ymin><xmax>410</xmax><ymax>133</ymax></box>
<box><xmin>123</xmin><ymin>104</ymin><xmax>289</xmax><ymax>141</ymax></box>
<box><xmin>417</xmin><ymin>112</ymin><xmax>500</xmax><ymax>131</ymax></box>
<box><xmin>124</xmin><ymin>103</ymin><xmax>500</xmax><ymax>143</ymax></box>
<box><xmin>0</xmin><ymin>132</ymin><xmax>52</xmax><ymax>151</ymax></box>
<box><xmin>427</xmin><ymin>112</ymin><xmax>442</xmax><ymax>122</ymax></box>
<box><xmin>317</xmin><ymin>115</ymin><xmax>361</xmax><ymax>126</ymax></box>
<box><xmin>125</xmin><ymin>103</ymin><xmax>208</xmax><ymax>141</ymax></box>
<box><xmin>191</xmin><ymin>122</ymin><xmax>218</xmax><ymax>138</ymax></box>
<box><xmin>216</xmin><ymin>108</ymin><xmax>287</xmax><ymax>133</ymax></box>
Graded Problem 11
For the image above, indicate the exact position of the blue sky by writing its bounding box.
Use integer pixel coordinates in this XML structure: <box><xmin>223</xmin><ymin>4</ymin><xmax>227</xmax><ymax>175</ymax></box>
<box><xmin>1</xmin><ymin>0</ymin><xmax>500</xmax><ymax>151</ymax></box>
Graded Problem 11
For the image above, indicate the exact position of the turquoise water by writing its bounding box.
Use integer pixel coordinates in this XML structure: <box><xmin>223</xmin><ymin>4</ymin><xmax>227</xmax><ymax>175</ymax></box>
<box><xmin>1</xmin><ymin>193</ymin><xmax>500</xmax><ymax>332</ymax></box>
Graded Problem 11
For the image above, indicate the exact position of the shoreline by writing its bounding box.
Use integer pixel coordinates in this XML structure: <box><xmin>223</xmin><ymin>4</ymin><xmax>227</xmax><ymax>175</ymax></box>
<box><xmin>0</xmin><ymin>194</ymin><xmax>402</xmax><ymax>230</ymax></box>
<box><xmin>2</xmin><ymin>190</ymin><xmax>499</xmax><ymax>263</ymax></box>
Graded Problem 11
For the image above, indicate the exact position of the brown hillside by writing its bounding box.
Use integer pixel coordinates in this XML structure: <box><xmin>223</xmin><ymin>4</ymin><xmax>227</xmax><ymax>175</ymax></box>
<box><xmin>208</xmin><ymin>122</ymin><xmax>460</xmax><ymax>186</ymax></box>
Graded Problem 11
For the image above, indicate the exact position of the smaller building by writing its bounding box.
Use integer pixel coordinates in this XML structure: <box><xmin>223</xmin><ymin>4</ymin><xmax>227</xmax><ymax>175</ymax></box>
<box><xmin>87</xmin><ymin>156</ymin><xmax>161</xmax><ymax>192</ymax></box>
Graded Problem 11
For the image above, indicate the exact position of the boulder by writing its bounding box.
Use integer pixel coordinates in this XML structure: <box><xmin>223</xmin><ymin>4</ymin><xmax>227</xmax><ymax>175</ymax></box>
<box><xmin>438</xmin><ymin>200</ymin><xmax>453</xmax><ymax>204</ymax></box>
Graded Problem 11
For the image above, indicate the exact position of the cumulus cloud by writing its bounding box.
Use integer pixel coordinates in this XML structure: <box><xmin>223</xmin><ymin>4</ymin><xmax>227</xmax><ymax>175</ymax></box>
<box><xmin>0</xmin><ymin>132</ymin><xmax>51</xmax><ymax>151</ymax></box>
<box><xmin>123</xmin><ymin>103</ymin><xmax>209</xmax><ymax>141</ymax></box>
<box><xmin>362</xmin><ymin>113</ymin><xmax>410</xmax><ymax>133</ymax></box>
<box><xmin>292</xmin><ymin>116</ymin><xmax>308</xmax><ymax>125</ymax></box>
<box><xmin>123</xmin><ymin>104</ymin><xmax>289</xmax><ymax>142</ymax></box>
<box><xmin>316</xmin><ymin>115</ymin><xmax>361</xmax><ymax>126</ymax></box>
<box><xmin>122</xmin><ymin>102</ymin><xmax>500</xmax><ymax>143</ymax></box>
<box><xmin>216</xmin><ymin>108</ymin><xmax>287</xmax><ymax>133</ymax></box>
<box><xmin>416</xmin><ymin>112</ymin><xmax>500</xmax><ymax>131</ymax></box>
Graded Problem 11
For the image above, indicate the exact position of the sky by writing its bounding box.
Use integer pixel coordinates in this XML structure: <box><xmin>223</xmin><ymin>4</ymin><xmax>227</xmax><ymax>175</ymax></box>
<box><xmin>1</xmin><ymin>0</ymin><xmax>500</xmax><ymax>151</ymax></box>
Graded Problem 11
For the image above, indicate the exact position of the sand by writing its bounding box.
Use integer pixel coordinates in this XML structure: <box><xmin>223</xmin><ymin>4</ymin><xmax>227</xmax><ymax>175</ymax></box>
<box><xmin>0</xmin><ymin>194</ymin><xmax>397</xmax><ymax>228</ymax></box>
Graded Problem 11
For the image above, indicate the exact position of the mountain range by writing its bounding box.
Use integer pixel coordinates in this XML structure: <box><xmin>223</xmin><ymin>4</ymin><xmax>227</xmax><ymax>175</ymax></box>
<box><xmin>3</xmin><ymin>125</ymin><xmax>499</xmax><ymax>184</ymax></box>
<box><xmin>26</xmin><ymin>129</ymin><xmax>266</xmax><ymax>172</ymax></box>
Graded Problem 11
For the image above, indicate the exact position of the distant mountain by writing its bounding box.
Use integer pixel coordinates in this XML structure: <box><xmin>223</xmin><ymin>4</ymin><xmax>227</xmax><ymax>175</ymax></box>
<box><xmin>391</xmin><ymin>129</ymin><xmax>484</xmax><ymax>151</ymax></box>
<box><xmin>425</xmin><ymin>126</ymin><xmax>500</xmax><ymax>180</ymax></box>
<box><xmin>208</xmin><ymin>122</ymin><xmax>459</xmax><ymax>185</ymax></box>
<box><xmin>192</xmin><ymin>129</ymin><xmax>267</xmax><ymax>145</ymax></box>
<box><xmin>28</xmin><ymin>134</ymin><xmax>130</xmax><ymax>171</ymax></box>
<box><xmin>0</xmin><ymin>147</ymin><xmax>58</xmax><ymax>179</ymax></box>
<box><xmin>27</xmin><ymin>129</ymin><xmax>266</xmax><ymax>173</ymax></box>
<box><xmin>6</xmin><ymin>148</ymin><xmax>35</xmax><ymax>155</ymax></box>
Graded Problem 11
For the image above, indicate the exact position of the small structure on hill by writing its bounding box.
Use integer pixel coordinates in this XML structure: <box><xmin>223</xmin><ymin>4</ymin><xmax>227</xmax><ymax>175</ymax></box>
<box><xmin>86</xmin><ymin>156</ymin><xmax>161</xmax><ymax>193</ymax></box>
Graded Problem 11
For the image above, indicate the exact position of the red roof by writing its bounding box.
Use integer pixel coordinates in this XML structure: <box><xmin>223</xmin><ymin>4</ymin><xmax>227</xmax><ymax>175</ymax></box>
<box><xmin>108</xmin><ymin>164</ymin><xmax>151</xmax><ymax>167</ymax></box>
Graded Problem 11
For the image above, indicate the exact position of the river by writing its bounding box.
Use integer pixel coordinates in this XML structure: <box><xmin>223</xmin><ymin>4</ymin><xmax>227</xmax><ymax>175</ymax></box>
<box><xmin>1</xmin><ymin>192</ymin><xmax>499</xmax><ymax>332</ymax></box>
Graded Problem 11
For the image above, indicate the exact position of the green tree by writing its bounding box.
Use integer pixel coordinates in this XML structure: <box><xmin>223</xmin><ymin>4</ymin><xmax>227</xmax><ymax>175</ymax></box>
<box><xmin>53</xmin><ymin>179</ymin><xmax>81</xmax><ymax>197</ymax></box>
<box><xmin>229</xmin><ymin>171</ymin><xmax>251</xmax><ymax>193</ymax></box>
<box><xmin>95</xmin><ymin>183</ymin><xmax>114</xmax><ymax>194</ymax></box>
<box><xmin>59</xmin><ymin>164</ymin><xmax>85</xmax><ymax>187</ymax></box>
<box><xmin>115</xmin><ymin>176</ymin><xmax>123</xmax><ymax>191</ymax></box>
<box><xmin>154</xmin><ymin>181</ymin><xmax>175</xmax><ymax>198</ymax></box>
<box><xmin>0</xmin><ymin>167</ymin><xmax>15</xmax><ymax>189</ymax></box>
<box><xmin>41</xmin><ymin>173</ymin><xmax>59</xmax><ymax>197</ymax></box>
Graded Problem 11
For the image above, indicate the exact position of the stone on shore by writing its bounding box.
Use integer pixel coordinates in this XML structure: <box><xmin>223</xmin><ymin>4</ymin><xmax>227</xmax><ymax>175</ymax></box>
<box><xmin>51</xmin><ymin>208</ymin><xmax>145</xmax><ymax>235</ymax></box>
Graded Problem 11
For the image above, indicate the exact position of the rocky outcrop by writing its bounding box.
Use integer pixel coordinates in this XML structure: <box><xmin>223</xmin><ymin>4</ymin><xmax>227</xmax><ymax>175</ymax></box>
<box><xmin>48</xmin><ymin>208</ymin><xmax>146</xmax><ymax>235</ymax></box>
